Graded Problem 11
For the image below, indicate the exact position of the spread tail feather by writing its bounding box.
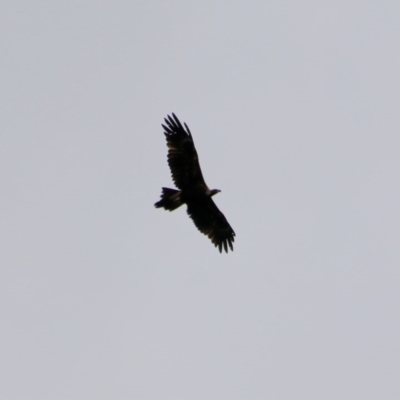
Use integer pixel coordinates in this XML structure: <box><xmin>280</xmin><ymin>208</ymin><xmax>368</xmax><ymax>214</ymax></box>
<box><xmin>154</xmin><ymin>188</ymin><xmax>183</xmax><ymax>211</ymax></box>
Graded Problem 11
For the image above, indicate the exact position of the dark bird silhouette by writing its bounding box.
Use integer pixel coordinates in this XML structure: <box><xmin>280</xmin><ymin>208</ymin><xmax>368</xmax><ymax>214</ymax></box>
<box><xmin>155</xmin><ymin>113</ymin><xmax>235</xmax><ymax>253</ymax></box>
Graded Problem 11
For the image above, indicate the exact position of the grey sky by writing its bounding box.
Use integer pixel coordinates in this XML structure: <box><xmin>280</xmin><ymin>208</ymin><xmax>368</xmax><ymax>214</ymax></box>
<box><xmin>1</xmin><ymin>1</ymin><xmax>400</xmax><ymax>399</ymax></box>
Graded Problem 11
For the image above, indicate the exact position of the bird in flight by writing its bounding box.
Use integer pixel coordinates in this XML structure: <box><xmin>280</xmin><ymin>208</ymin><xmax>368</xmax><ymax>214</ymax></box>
<box><xmin>155</xmin><ymin>113</ymin><xmax>235</xmax><ymax>253</ymax></box>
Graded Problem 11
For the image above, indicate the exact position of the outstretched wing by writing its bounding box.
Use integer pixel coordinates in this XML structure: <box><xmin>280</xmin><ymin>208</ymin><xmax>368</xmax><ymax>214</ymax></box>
<box><xmin>162</xmin><ymin>113</ymin><xmax>206</xmax><ymax>190</ymax></box>
<box><xmin>186</xmin><ymin>198</ymin><xmax>235</xmax><ymax>253</ymax></box>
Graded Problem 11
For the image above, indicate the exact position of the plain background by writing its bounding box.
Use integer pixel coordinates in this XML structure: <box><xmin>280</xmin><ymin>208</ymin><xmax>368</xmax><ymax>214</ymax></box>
<box><xmin>1</xmin><ymin>1</ymin><xmax>400</xmax><ymax>399</ymax></box>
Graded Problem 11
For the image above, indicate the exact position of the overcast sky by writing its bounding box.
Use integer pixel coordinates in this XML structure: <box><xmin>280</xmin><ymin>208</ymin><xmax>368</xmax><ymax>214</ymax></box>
<box><xmin>1</xmin><ymin>1</ymin><xmax>400</xmax><ymax>399</ymax></box>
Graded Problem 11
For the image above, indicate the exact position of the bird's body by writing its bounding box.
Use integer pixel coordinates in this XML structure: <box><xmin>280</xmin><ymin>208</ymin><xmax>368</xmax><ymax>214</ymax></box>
<box><xmin>155</xmin><ymin>113</ymin><xmax>235</xmax><ymax>253</ymax></box>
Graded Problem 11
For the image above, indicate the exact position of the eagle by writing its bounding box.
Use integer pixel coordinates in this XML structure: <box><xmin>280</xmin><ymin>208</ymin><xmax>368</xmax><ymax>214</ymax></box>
<box><xmin>155</xmin><ymin>113</ymin><xmax>235</xmax><ymax>253</ymax></box>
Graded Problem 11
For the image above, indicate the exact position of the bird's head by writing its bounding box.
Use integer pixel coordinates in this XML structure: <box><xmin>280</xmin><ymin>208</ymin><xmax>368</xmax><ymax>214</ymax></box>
<box><xmin>210</xmin><ymin>189</ymin><xmax>221</xmax><ymax>197</ymax></box>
